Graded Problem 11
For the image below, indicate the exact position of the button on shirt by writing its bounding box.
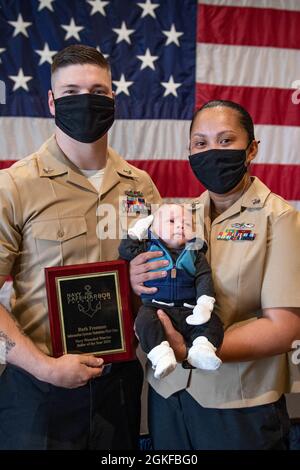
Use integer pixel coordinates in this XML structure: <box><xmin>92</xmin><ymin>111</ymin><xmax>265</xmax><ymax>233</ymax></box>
<box><xmin>0</xmin><ymin>135</ymin><xmax>161</xmax><ymax>355</ymax></box>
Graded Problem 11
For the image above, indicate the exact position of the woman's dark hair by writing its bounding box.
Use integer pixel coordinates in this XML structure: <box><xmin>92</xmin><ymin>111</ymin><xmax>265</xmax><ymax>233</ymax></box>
<box><xmin>190</xmin><ymin>100</ymin><xmax>255</xmax><ymax>143</ymax></box>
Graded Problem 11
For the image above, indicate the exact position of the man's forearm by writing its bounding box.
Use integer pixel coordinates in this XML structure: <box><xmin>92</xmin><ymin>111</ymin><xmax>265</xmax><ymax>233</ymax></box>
<box><xmin>0</xmin><ymin>304</ymin><xmax>54</xmax><ymax>381</ymax></box>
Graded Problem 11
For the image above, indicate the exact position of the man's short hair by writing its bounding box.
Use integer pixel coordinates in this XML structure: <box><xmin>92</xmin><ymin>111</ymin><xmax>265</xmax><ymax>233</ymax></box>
<box><xmin>51</xmin><ymin>44</ymin><xmax>110</xmax><ymax>76</ymax></box>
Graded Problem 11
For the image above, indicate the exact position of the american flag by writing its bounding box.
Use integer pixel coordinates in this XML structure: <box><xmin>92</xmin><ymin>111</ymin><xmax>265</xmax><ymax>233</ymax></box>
<box><xmin>0</xmin><ymin>0</ymin><xmax>299</xmax><ymax>209</ymax></box>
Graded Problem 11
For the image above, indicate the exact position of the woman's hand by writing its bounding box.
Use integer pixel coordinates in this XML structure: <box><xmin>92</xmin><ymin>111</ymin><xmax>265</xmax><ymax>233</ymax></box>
<box><xmin>157</xmin><ymin>309</ymin><xmax>187</xmax><ymax>362</ymax></box>
<box><xmin>129</xmin><ymin>251</ymin><xmax>168</xmax><ymax>295</ymax></box>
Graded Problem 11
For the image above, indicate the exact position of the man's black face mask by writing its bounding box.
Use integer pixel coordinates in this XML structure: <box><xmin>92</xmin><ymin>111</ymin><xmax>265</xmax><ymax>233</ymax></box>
<box><xmin>53</xmin><ymin>93</ymin><xmax>115</xmax><ymax>143</ymax></box>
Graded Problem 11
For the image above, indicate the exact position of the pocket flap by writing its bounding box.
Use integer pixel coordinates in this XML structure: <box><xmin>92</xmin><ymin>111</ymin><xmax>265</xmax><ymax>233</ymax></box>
<box><xmin>31</xmin><ymin>217</ymin><xmax>87</xmax><ymax>242</ymax></box>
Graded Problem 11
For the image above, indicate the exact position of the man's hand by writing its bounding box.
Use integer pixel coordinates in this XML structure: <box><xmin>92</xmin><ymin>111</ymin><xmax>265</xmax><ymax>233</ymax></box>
<box><xmin>129</xmin><ymin>251</ymin><xmax>168</xmax><ymax>295</ymax></box>
<box><xmin>46</xmin><ymin>354</ymin><xmax>104</xmax><ymax>389</ymax></box>
<box><xmin>157</xmin><ymin>310</ymin><xmax>187</xmax><ymax>362</ymax></box>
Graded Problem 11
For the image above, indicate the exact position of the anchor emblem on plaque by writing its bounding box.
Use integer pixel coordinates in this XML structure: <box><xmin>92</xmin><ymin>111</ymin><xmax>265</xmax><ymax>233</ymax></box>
<box><xmin>78</xmin><ymin>285</ymin><xmax>102</xmax><ymax>318</ymax></box>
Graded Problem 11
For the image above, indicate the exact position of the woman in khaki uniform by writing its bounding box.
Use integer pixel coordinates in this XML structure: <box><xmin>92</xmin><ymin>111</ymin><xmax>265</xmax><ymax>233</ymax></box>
<box><xmin>130</xmin><ymin>100</ymin><xmax>300</xmax><ymax>450</ymax></box>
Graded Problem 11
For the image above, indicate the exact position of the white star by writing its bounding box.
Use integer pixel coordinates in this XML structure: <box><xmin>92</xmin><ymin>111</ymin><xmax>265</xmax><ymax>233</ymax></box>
<box><xmin>113</xmin><ymin>74</ymin><xmax>133</xmax><ymax>96</ymax></box>
<box><xmin>137</xmin><ymin>48</ymin><xmax>158</xmax><ymax>71</ymax></box>
<box><xmin>96</xmin><ymin>46</ymin><xmax>109</xmax><ymax>60</ymax></box>
<box><xmin>162</xmin><ymin>24</ymin><xmax>184</xmax><ymax>47</ymax></box>
<box><xmin>35</xmin><ymin>43</ymin><xmax>57</xmax><ymax>65</ymax></box>
<box><xmin>87</xmin><ymin>0</ymin><xmax>109</xmax><ymax>16</ymax></box>
<box><xmin>113</xmin><ymin>21</ymin><xmax>135</xmax><ymax>45</ymax></box>
<box><xmin>161</xmin><ymin>76</ymin><xmax>181</xmax><ymax>97</ymax></box>
<box><xmin>9</xmin><ymin>13</ymin><xmax>32</xmax><ymax>38</ymax></box>
<box><xmin>137</xmin><ymin>0</ymin><xmax>159</xmax><ymax>19</ymax></box>
<box><xmin>9</xmin><ymin>68</ymin><xmax>32</xmax><ymax>92</ymax></box>
<box><xmin>38</xmin><ymin>0</ymin><xmax>55</xmax><ymax>12</ymax></box>
<box><xmin>61</xmin><ymin>18</ymin><xmax>84</xmax><ymax>41</ymax></box>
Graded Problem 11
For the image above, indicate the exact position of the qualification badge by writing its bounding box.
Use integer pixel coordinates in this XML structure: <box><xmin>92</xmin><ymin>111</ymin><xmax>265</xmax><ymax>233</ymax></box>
<box><xmin>217</xmin><ymin>223</ymin><xmax>256</xmax><ymax>241</ymax></box>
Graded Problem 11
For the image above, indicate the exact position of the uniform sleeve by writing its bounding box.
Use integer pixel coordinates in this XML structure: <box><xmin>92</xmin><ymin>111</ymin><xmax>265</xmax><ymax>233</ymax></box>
<box><xmin>261</xmin><ymin>209</ymin><xmax>300</xmax><ymax>309</ymax></box>
<box><xmin>0</xmin><ymin>171</ymin><xmax>22</xmax><ymax>277</ymax></box>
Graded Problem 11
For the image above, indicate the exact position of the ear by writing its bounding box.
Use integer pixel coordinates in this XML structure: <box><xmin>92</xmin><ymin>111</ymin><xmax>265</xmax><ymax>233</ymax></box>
<box><xmin>48</xmin><ymin>90</ymin><xmax>55</xmax><ymax>117</ymax></box>
<box><xmin>246</xmin><ymin>140</ymin><xmax>258</xmax><ymax>166</ymax></box>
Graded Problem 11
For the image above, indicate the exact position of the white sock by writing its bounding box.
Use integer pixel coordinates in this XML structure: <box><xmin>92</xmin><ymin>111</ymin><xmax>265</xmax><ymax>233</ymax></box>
<box><xmin>148</xmin><ymin>341</ymin><xmax>177</xmax><ymax>379</ymax></box>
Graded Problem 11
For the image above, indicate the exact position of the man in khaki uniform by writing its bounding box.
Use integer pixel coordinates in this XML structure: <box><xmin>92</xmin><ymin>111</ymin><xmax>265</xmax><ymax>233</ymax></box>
<box><xmin>0</xmin><ymin>45</ymin><xmax>160</xmax><ymax>449</ymax></box>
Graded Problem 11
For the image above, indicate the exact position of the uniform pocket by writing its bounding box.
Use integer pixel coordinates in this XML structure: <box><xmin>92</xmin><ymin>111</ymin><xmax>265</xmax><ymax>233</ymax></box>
<box><xmin>31</xmin><ymin>217</ymin><xmax>88</xmax><ymax>267</ymax></box>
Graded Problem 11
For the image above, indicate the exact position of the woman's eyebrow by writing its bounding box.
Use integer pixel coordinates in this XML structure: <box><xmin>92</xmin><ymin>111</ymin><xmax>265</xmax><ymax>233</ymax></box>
<box><xmin>191</xmin><ymin>132</ymin><xmax>206</xmax><ymax>138</ymax></box>
<box><xmin>192</xmin><ymin>130</ymin><xmax>237</xmax><ymax>138</ymax></box>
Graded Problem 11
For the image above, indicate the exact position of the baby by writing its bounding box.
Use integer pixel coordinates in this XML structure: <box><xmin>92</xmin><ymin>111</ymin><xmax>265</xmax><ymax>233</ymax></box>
<box><xmin>119</xmin><ymin>203</ymin><xmax>223</xmax><ymax>379</ymax></box>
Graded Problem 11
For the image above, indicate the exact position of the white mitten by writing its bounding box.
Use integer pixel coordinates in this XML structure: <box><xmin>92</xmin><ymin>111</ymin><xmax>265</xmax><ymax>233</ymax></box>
<box><xmin>186</xmin><ymin>295</ymin><xmax>215</xmax><ymax>325</ymax></box>
<box><xmin>147</xmin><ymin>341</ymin><xmax>177</xmax><ymax>379</ymax></box>
<box><xmin>128</xmin><ymin>214</ymin><xmax>154</xmax><ymax>241</ymax></box>
<box><xmin>187</xmin><ymin>336</ymin><xmax>221</xmax><ymax>370</ymax></box>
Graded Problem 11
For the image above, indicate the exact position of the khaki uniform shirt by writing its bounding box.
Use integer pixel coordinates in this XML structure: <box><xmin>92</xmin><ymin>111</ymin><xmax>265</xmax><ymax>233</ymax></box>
<box><xmin>0</xmin><ymin>135</ymin><xmax>161</xmax><ymax>355</ymax></box>
<box><xmin>148</xmin><ymin>177</ymin><xmax>300</xmax><ymax>408</ymax></box>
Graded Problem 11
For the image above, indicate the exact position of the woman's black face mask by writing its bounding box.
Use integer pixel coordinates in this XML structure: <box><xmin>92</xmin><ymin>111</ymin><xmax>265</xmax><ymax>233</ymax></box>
<box><xmin>53</xmin><ymin>93</ymin><xmax>115</xmax><ymax>143</ymax></box>
<box><xmin>188</xmin><ymin>144</ymin><xmax>251</xmax><ymax>194</ymax></box>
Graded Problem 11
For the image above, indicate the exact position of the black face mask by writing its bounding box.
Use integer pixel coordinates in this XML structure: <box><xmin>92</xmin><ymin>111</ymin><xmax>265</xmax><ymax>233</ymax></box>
<box><xmin>53</xmin><ymin>93</ymin><xmax>115</xmax><ymax>143</ymax></box>
<box><xmin>189</xmin><ymin>146</ymin><xmax>250</xmax><ymax>194</ymax></box>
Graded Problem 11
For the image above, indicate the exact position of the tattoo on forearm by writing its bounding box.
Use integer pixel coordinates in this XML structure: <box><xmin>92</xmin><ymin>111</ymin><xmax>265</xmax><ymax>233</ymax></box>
<box><xmin>0</xmin><ymin>331</ymin><xmax>16</xmax><ymax>355</ymax></box>
<box><xmin>12</xmin><ymin>315</ymin><xmax>27</xmax><ymax>337</ymax></box>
